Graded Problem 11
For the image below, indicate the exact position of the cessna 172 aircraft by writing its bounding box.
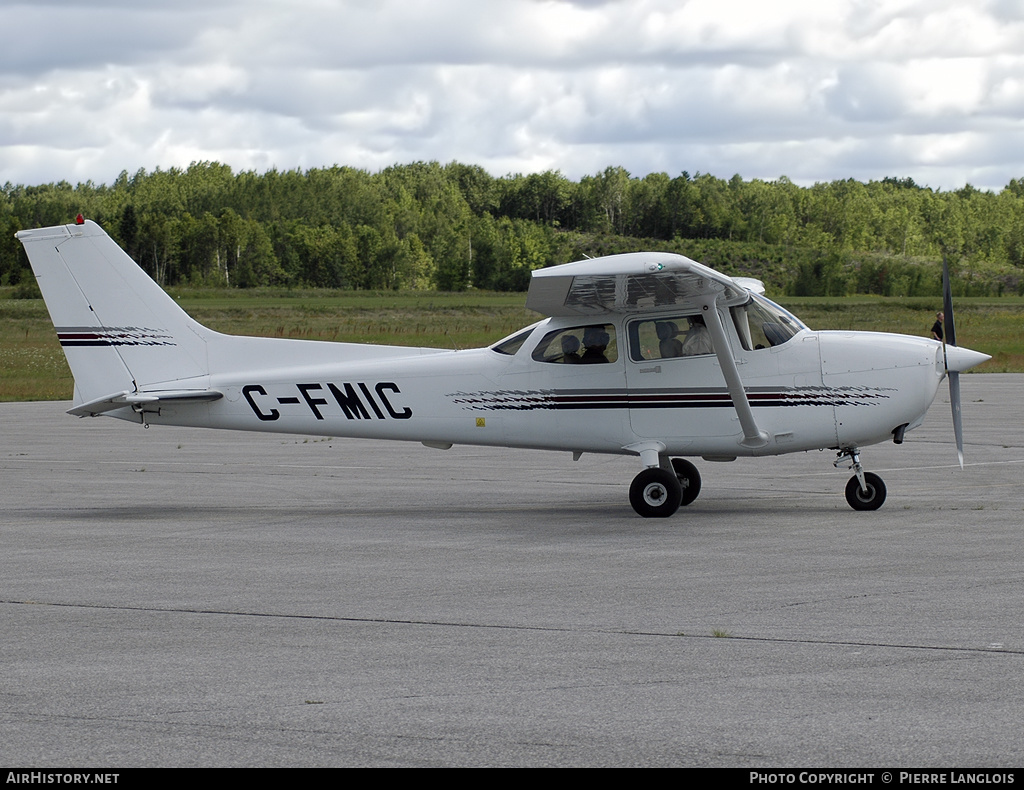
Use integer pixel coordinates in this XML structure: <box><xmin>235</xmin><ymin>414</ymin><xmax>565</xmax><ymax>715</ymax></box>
<box><xmin>18</xmin><ymin>218</ymin><xmax>989</xmax><ymax>517</ymax></box>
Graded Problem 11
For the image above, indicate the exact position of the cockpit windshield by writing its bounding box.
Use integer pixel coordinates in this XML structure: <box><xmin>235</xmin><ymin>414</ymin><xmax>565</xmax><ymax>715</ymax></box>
<box><xmin>731</xmin><ymin>293</ymin><xmax>806</xmax><ymax>351</ymax></box>
<box><xmin>491</xmin><ymin>325</ymin><xmax>537</xmax><ymax>356</ymax></box>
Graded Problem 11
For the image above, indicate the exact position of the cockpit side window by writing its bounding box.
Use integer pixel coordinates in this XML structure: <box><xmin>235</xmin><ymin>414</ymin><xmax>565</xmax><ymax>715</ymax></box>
<box><xmin>532</xmin><ymin>324</ymin><xmax>618</xmax><ymax>364</ymax></box>
<box><xmin>731</xmin><ymin>294</ymin><xmax>804</xmax><ymax>351</ymax></box>
<box><xmin>628</xmin><ymin>315</ymin><xmax>715</xmax><ymax>361</ymax></box>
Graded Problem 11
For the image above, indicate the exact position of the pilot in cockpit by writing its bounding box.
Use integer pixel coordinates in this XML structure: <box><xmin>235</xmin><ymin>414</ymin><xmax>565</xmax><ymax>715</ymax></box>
<box><xmin>581</xmin><ymin>327</ymin><xmax>610</xmax><ymax>364</ymax></box>
<box><xmin>560</xmin><ymin>334</ymin><xmax>581</xmax><ymax>363</ymax></box>
<box><xmin>681</xmin><ymin>315</ymin><xmax>713</xmax><ymax>356</ymax></box>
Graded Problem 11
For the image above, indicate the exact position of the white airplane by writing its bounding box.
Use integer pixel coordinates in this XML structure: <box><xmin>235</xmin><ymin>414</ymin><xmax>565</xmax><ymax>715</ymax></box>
<box><xmin>17</xmin><ymin>218</ymin><xmax>990</xmax><ymax>517</ymax></box>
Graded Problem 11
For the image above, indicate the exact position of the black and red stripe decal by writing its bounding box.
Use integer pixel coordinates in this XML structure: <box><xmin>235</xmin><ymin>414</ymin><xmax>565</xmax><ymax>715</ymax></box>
<box><xmin>449</xmin><ymin>387</ymin><xmax>890</xmax><ymax>411</ymax></box>
<box><xmin>56</xmin><ymin>327</ymin><xmax>175</xmax><ymax>347</ymax></box>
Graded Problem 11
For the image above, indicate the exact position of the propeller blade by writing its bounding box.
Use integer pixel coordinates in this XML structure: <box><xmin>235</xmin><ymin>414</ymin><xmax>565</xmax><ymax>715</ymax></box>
<box><xmin>942</xmin><ymin>254</ymin><xmax>964</xmax><ymax>469</ymax></box>
<box><xmin>949</xmin><ymin>370</ymin><xmax>964</xmax><ymax>470</ymax></box>
<box><xmin>942</xmin><ymin>254</ymin><xmax>957</xmax><ymax>347</ymax></box>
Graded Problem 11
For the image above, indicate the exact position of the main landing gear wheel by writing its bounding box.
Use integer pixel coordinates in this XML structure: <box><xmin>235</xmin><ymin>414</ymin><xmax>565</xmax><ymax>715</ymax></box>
<box><xmin>629</xmin><ymin>468</ymin><xmax>682</xmax><ymax>518</ymax></box>
<box><xmin>845</xmin><ymin>472</ymin><xmax>887</xmax><ymax>511</ymax></box>
<box><xmin>671</xmin><ymin>458</ymin><xmax>702</xmax><ymax>506</ymax></box>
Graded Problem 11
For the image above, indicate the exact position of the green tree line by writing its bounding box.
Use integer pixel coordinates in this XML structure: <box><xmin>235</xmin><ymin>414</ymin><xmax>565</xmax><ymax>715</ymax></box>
<box><xmin>3</xmin><ymin>162</ymin><xmax>1023</xmax><ymax>296</ymax></box>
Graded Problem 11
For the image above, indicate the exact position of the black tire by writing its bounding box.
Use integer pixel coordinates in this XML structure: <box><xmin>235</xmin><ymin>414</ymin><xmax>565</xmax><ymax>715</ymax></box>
<box><xmin>845</xmin><ymin>472</ymin><xmax>887</xmax><ymax>511</ymax></box>
<box><xmin>629</xmin><ymin>468</ymin><xmax>682</xmax><ymax>518</ymax></box>
<box><xmin>671</xmin><ymin>458</ymin><xmax>702</xmax><ymax>506</ymax></box>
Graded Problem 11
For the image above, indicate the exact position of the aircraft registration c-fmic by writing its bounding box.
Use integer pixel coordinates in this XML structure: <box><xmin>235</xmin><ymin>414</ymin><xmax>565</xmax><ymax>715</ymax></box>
<box><xmin>242</xmin><ymin>382</ymin><xmax>412</xmax><ymax>422</ymax></box>
<box><xmin>17</xmin><ymin>219</ymin><xmax>989</xmax><ymax>517</ymax></box>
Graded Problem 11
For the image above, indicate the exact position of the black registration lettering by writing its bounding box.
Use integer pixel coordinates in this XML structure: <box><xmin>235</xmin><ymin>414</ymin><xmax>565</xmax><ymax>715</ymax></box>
<box><xmin>358</xmin><ymin>383</ymin><xmax>386</xmax><ymax>419</ymax></box>
<box><xmin>328</xmin><ymin>382</ymin><xmax>371</xmax><ymax>419</ymax></box>
<box><xmin>297</xmin><ymin>383</ymin><xmax>329</xmax><ymax>420</ymax></box>
<box><xmin>244</xmin><ymin>382</ymin><xmax>413</xmax><ymax>422</ymax></box>
<box><xmin>376</xmin><ymin>382</ymin><xmax>412</xmax><ymax>419</ymax></box>
<box><xmin>243</xmin><ymin>385</ymin><xmax>280</xmax><ymax>421</ymax></box>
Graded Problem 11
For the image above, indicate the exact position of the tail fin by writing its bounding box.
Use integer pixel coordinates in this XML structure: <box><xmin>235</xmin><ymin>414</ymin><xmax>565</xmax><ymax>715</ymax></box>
<box><xmin>17</xmin><ymin>220</ymin><xmax>211</xmax><ymax>408</ymax></box>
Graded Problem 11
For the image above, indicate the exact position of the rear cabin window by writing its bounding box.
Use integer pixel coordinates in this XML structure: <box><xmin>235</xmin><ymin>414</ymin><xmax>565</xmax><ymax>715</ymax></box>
<box><xmin>531</xmin><ymin>324</ymin><xmax>618</xmax><ymax>364</ymax></box>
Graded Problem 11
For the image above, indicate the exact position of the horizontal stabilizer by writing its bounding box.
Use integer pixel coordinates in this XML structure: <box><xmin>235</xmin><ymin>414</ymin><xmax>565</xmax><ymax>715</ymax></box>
<box><xmin>69</xmin><ymin>389</ymin><xmax>223</xmax><ymax>417</ymax></box>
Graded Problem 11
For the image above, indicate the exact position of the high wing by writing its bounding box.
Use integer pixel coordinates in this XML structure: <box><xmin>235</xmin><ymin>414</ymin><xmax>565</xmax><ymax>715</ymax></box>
<box><xmin>527</xmin><ymin>252</ymin><xmax>770</xmax><ymax>449</ymax></box>
<box><xmin>526</xmin><ymin>252</ymin><xmax>764</xmax><ymax>317</ymax></box>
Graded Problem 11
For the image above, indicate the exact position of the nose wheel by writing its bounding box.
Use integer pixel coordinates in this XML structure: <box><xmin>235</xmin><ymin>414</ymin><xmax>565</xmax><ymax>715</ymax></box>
<box><xmin>836</xmin><ymin>448</ymin><xmax>887</xmax><ymax>511</ymax></box>
<box><xmin>845</xmin><ymin>473</ymin><xmax>886</xmax><ymax>510</ymax></box>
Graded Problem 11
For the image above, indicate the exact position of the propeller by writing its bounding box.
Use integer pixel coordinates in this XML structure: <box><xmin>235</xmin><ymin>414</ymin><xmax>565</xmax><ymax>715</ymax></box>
<box><xmin>941</xmin><ymin>255</ymin><xmax>964</xmax><ymax>469</ymax></box>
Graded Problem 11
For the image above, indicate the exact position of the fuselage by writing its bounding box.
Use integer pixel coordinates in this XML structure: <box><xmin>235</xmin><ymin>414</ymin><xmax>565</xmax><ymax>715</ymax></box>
<box><xmin>130</xmin><ymin>296</ymin><xmax>956</xmax><ymax>460</ymax></box>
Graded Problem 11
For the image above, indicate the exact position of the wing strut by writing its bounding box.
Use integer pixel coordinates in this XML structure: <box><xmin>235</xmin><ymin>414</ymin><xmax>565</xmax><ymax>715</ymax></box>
<box><xmin>702</xmin><ymin>297</ymin><xmax>769</xmax><ymax>449</ymax></box>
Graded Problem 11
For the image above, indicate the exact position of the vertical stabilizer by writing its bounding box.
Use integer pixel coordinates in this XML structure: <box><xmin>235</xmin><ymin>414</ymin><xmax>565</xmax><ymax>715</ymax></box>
<box><xmin>17</xmin><ymin>221</ymin><xmax>211</xmax><ymax>406</ymax></box>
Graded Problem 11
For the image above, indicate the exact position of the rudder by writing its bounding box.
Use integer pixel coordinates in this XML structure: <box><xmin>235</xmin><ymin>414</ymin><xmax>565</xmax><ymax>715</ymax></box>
<box><xmin>17</xmin><ymin>220</ymin><xmax>211</xmax><ymax>407</ymax></box>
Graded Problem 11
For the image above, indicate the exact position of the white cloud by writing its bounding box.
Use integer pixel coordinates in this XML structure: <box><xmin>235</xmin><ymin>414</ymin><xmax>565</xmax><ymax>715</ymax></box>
<box><xmin>2</xmin><ymin>0</ymin><xmax>1024</xmax><ymax>190</ymax></box>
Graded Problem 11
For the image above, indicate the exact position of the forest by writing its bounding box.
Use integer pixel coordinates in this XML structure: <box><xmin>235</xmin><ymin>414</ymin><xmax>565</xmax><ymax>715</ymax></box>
<box><xmin>3</xmin><ymin>161</ymin><xmax>1024</xmax><ymax>297</ymax></box>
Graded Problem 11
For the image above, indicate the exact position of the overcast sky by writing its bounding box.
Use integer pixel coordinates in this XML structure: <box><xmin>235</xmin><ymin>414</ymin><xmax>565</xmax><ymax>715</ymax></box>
<box><xmin>2</xmin><ymin>0</ymin><xmax>1024</xmax><ymax>191</ymax></box>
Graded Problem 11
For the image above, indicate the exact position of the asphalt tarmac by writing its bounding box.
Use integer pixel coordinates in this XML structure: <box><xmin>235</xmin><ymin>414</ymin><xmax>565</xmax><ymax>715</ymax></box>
<box><xmin>2</xmin><ymin>374</ymin><xmax>1022</xmax><ymax>767</ymax></box>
